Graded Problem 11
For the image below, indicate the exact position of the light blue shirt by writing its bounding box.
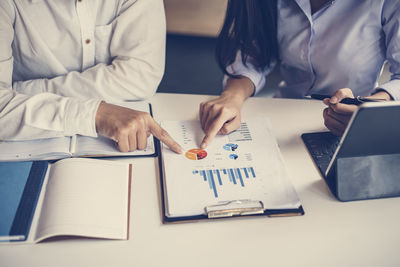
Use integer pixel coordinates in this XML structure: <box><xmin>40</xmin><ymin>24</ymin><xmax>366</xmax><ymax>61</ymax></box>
<box><xmin>227</xmin><ymin>0</ymin><xmax>400</xmax><ymax>100</ymax></box>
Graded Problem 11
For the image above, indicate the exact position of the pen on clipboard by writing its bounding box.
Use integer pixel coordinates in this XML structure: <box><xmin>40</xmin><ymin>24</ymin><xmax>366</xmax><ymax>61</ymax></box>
<box><xmin>310</xmin><ymin>94</ymin><xmax>386</xmax><ymax>106</ymax></box>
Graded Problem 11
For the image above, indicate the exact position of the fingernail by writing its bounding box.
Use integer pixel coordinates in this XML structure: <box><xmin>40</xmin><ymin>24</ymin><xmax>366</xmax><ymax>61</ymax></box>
<box><xmin>330</xmin><ymin>96</ymin><xmax>338</xmax><ymax>104</ymax></box>
<box><xmin>200</xmin><ymin>142</ymin><xmax>207</xmax><ymax>149</ymax></box>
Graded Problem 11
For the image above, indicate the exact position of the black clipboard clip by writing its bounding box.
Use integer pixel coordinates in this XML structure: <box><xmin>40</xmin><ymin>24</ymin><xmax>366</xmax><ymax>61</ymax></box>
<box><xmin>205</xmin><ymin>200</ymin><xmax>264</xmax><ymax>218</ymax></box>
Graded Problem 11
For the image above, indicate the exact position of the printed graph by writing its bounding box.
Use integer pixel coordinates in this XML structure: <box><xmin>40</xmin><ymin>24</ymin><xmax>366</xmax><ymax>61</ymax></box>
<box><xmin>185</xmin><ymin>148</ymin><xmax>207</xmax><ymax>160</ymax></box>
<box><xmin>192</xmin><ymin>167</ymin><xmax>256</xmax><ymax>198</ymax></box>
<box><xmin>223</xmin><ymin>143</ymin><xmax>238</xmax><ymax>151</ymax></box>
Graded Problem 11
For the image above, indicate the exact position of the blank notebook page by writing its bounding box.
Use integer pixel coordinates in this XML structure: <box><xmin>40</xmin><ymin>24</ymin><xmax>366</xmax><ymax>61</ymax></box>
<box><xmin>34</xmin><ymin>158</ymin><xmax>130</xmax><ymax>242</ymax></box>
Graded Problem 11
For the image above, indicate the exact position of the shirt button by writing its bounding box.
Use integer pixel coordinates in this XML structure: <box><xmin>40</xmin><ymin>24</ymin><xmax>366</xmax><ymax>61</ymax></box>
<box><xmin>301</xmin><ymin>51</ymin><xmax>307</xmax><ymax>61</ymax></box>
<box><xmin>78</xmin><ymin>0</ymin><xmax>82</xmax><ymax>2</ymax></box>
<box><xmin>85</xmin><ymin>39</ymin><xmax>91</xmax><ymax>44</ymax></box>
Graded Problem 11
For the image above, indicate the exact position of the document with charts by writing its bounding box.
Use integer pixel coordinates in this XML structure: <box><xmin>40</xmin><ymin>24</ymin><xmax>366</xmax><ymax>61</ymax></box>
<box><xmin>160</xmin><ymin>118</ymin><xmax>303</xmax><ymax>222</ymax></box>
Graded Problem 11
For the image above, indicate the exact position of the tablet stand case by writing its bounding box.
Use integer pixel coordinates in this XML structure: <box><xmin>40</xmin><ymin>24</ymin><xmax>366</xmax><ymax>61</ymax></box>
<box><xmin>326</xmin><ymin>153</ymin><xmax>400</xmax><ymax>201</ymax></box>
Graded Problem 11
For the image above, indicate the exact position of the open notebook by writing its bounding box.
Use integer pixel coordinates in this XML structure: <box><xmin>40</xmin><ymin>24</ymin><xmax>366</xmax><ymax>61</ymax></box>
<box><xmin>0</xmin><ymin>101</ymin><xmax>156</xmax><ymax>161</ymax></box>
<box><xmin>0</xmin><ymin>158</ymin><xmax>131</xmax><ymax>243</ymax></box>
<box><xmin>160</xmin><ymin>118</ymin><xmax>303</xmax><ymax>222</ymax></box>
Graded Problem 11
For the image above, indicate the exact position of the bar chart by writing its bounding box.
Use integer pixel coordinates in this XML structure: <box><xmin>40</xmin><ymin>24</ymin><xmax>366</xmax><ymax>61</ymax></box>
<box><xmin>192</xmin><ymin>167</ymin><xmax>256</xmax><ymax>198</ymax></box>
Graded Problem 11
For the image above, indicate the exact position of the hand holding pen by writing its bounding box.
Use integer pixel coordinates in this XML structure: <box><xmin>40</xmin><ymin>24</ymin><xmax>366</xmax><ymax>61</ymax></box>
<box><xmin>314</xmin><ymin>88</ymin><xmax>388</xmax><ymax>136</ymax></box>
<box><xmin>311</xmin><ymin>88</ymin><xmax>374</xmax><ymax>136</ymax></box>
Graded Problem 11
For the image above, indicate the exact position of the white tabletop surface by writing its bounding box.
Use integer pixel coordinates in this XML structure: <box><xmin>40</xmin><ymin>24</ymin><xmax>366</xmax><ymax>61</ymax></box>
<box><xmin>1</xmin><ymin>93</ymin><xmax>399</xmax><ymax>267</ymax></box>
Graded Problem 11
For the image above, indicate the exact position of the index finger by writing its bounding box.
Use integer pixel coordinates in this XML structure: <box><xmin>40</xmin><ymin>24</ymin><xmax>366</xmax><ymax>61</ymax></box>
<box><xmin>200</xmin><ymin>117</ymin><xmax>226</xmax><ymax>149</ymax></box>
<box><xmin>329</xmin><ymin>102</ymin><xmax>357</xmax><ymax>115</ymax></box>
<box><xmin>149</xmin><ymin>121</ymin><xmax>184</xmax><ymax>154</ymax></box>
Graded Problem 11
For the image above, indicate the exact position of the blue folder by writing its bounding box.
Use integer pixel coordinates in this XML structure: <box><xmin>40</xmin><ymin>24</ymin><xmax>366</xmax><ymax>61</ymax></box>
<box><xmin>0</xmin><ymin>161</ymin><xmax>48</xmax><ymax>242</ymax></box>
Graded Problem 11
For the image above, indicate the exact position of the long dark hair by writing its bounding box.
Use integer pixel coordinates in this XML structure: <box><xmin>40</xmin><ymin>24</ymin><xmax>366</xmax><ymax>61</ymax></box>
<box><xmin>216</xmin><ymin>0</ymin><xmax>278</xmax><ymax>77</ymax></box>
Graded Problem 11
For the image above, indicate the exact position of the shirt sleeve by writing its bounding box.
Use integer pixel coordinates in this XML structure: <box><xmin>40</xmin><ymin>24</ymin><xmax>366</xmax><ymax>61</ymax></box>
<box><xmin>0</xmin><ymin>1</ymin><xmax>100</xmax><ymax>141</ymax></box>
<box><xmin>12</xmin><ymin>0</ymin><xmax>166</xmax><ymax>102</ymax></box>
<box><xmin>222</xmin><ymin>51</ymin><xmax>276</xmax><ymax>95</ymax></box>
<box><xmin>375</xmin><ymin>0</ymin><xmax>400</xmax><ymax>100</ymax></box>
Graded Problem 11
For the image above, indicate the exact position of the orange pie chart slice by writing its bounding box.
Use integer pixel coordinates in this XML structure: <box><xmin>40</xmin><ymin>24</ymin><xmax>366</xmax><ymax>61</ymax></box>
<box><xmin>185</xmin><ymin>148</ymin><xmax>207</xmax><ymax>160</ymax></box>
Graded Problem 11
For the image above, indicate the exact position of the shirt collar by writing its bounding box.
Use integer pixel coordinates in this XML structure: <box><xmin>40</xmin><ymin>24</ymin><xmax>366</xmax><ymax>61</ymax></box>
<box><xmin>294</xmin><ymin>0</ymin><xmax>312</xmax><ymax>22</ymax></box>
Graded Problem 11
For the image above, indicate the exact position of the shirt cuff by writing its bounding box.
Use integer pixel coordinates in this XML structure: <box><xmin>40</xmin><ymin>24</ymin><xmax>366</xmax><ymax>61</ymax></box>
<box><xmin>64</xmin><ymin>98</ymin><xmax>102</xmax><ymax>137</ymax></box>
<box><xmin>374</xmin><ymin>79</ymin><xmax>400</xmax><ymax>100</ymax></box>
<box><xmin>222</xmin><ymin>54</ymin><xmax>276</xmax><ymax>95</ymax></box>
<box><xmin>222</xmin><ymin>65</ymin><xmax>267</xmax><ymax>95</ymax></box>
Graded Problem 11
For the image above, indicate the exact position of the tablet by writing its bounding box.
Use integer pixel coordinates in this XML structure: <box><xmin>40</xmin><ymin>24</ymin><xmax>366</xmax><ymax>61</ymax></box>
<box><xmin>326</xmin><ymin>101</ymin><xmax>400</xmax><ymax>176</ymax></box>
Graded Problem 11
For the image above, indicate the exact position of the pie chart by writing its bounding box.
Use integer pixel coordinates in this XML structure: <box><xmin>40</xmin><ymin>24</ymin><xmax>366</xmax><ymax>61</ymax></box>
<box><xmin>229</xmin><ymin>154</ymin><xmax>238</xmax><ymax>160</ymax></box>
<box><xmin>185</xmin><ymin>148</ymin><xmax>207</xmax><ymax>160</ymax></box>
<box><xmin>223</xmin><ymin>143</ymin><xmax>238</xmax><ymax>151</ymax></box>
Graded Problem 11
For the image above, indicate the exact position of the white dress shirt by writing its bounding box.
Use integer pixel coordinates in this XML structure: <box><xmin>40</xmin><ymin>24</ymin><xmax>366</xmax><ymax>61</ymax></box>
<box><xmin>0</xmin><ymin>0</ymin><xmax>166</xmax><ymax>140</ymax></box>
<box><xmin>226</xmin><ymin>0</ymin><xmax>400</xmax><ymax>100</ymax></box>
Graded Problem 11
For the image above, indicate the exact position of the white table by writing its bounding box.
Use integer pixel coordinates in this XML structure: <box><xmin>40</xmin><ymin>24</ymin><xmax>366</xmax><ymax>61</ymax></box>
<box><xmin>1</xmin><ymin>93</ymin><xmax>399</xmax><ymax>267</ymax></box>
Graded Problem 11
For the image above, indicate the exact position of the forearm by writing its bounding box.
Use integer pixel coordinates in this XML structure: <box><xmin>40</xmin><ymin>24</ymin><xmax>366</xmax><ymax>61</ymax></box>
<box><xmin>13</xmin><ymin>58</ymin><xmax>164</xmax><ymax>101</ymax></box>
<box><xmin>369</xmin><ymin>89</ymin><xmax>393</xmax><ymax>101</ymax></box>
<box><xmin>222</xmin><ymin>76</ymin><xmax>255</xmax><ymax>104</ymax></box>
<box><xmin>0</xmin><ymin>89</ymin><xmax>100</xmax><ymax>141</ymax></box>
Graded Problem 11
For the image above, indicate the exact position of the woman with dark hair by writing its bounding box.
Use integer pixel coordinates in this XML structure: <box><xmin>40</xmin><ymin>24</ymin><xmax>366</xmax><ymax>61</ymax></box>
<box><xmin>199</xmin><ymin>0</ymin><xmax>400</xmax><ymax>148</ymax></box>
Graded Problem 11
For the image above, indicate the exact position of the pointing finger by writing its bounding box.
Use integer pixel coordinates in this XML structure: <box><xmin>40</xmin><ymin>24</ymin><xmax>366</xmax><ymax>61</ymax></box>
<box><xmin>149</xmin><ymin>121</ymin><xmax>183</xmax><ymax>154</ymax></box>
<box><xmin>200</xmin><ymin>117</ymin><xmax>226</xmax><ymax>149</ymax></box>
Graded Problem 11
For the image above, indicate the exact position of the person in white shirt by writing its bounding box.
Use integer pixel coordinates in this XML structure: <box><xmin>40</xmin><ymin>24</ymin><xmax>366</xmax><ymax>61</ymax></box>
<box><xmin>199</xmin><ymin>0</ymin><xmax>399</xmax><ymax>148</ymax></box>
<box><xmin>0</xmin><ymin>0</ymin><xmax>183</xmax><ymax>153</ymax></box>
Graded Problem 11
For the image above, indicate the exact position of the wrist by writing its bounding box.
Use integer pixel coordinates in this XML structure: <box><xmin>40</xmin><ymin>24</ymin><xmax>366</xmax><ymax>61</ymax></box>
<box><xmin>222</xmin><ymin>76</ymin><xmax>255</xmax><ymax>103</ymax></box>
<box><xmin>369</xmin><ymin>89</ymin><xmax>393</xmax><ymax>101</ymax></box>
<box><xmin>95</xmin><ymin>101</ymin><xmax>107</xmax><ymax>133</ymax></box>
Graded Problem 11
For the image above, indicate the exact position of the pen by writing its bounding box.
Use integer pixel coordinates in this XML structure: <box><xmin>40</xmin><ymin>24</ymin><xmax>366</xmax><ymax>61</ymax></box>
<box><xmin>310</xmin><ymin>94</ymin><xmax>386</xmax><ymax>106</ymax></box>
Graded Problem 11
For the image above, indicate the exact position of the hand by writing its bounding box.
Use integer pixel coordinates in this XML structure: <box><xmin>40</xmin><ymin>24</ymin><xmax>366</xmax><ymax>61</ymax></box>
<box><xmin>322</xmin><ymin>88</ymin><xmax>357</xmax><ymax>136</ymax></box>
<box><xmin>95</xmin><ymin>102</ymin><xmax>183</xmax><ymax>153</ymax></box>
<box><xmin>199</xmin><ymin>77</ymin><xmax>255</xmax><ymax>149</ymax></box>
<box><xmin>199</xmin><ymin>95</ymin><xmax>243</xmax><ymax>148</ymax></box>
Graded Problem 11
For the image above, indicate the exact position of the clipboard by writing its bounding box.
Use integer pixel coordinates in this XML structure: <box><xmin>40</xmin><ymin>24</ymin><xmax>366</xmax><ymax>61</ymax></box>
<box><xmin>157</xmin><ymin>141</ymin><xmax>305</xmax><ymax>224</ymax></box>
